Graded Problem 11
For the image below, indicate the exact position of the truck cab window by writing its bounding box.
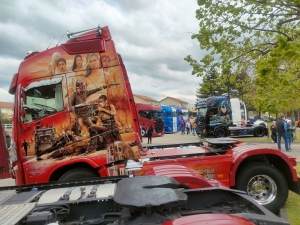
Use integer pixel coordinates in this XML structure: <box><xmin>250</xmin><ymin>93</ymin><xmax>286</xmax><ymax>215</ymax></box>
<box><xmin>139</xmin><ymin>111</ymin><xmax>151</xmax><ymax>119</ymax></box>
<box><xmin>22</xmin><ymin>80</ymin><xmax>63</xmax><ymax>123</ymax></box>
<box><xmin>197</xmin><ymin>108</ymin><xmax>207</xmax><ymax>117</ymax></box>
<box><xmin>208</xmin><ymin>108</ymin><xmax>219</xmax><ymax>122</ymax></box>
<box><xmin>152</xmin><ymin>111</ymin><xmax>163</xmax><ymax>119</ymax></box>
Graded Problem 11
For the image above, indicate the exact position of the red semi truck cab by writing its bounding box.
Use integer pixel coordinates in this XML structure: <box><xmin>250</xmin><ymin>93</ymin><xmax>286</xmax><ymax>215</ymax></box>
<box><xmin>8</xmin><ymin>26</ymin><xmax>143</xmax><ymax>185</ymax></box>
<box><xmin>135</xmin><ymin>103</ymin><xmax>164</xmax><ymax>137</ymax></box>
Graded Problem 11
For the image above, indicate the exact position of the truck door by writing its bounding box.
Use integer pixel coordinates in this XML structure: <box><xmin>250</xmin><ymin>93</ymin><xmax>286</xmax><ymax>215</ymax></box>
<box><xmin>230</xmin><ymin>98</ymin><xmax>241</xmax><ymax>125</ymax></box>
<box><xmin>18</xmin><ymin>76</ymin><xmax>70</xmax><ymax>182</ymax></box>
<box><xmin>0</xmin><ymin>121</ymin><xmax>11</xmax><ymax>179</ymax></box>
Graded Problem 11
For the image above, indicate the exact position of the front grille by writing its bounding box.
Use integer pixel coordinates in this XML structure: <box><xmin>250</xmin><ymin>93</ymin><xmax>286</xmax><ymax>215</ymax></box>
<box><xmin>155</xmin><ymin>118</ymin><xmax>164</xmax><ymax>133</ymax></box>
<box><xmin>196</xmin><ymin>122</ymin><xmax>207</xmax><ymax>138</ymax></box>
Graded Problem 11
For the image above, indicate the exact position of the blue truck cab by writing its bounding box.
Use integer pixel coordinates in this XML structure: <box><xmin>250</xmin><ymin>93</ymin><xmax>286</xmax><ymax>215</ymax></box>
<box><xmin>162</xmin><ymin>105</ymin><xmax>177</xmax><ymax>133</ymax></box>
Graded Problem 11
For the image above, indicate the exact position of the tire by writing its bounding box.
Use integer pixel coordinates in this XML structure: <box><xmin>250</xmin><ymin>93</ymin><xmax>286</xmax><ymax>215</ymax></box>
<box><xmin>58</xmin><ymin>168</ymin><xmax>99</xmax><ymax>181</ymax></box>
<box><xmin>235</xmin><ymin>163</ymin><xmax>288</xmax><ymax>213</ymax></box>
<box><xmin>214</xmin><ymin>128</ymin><xmax>226</xmax><ymax>138</ymax></box>
<box><xmin>141</xmin><ymin>128</ymin><xmax>147</xmax><ymax>137</ymax></box>
<box><xmin>254</xmin><ymin>127</ymin><xmax>265</xmax><ymax>137</ymax></box>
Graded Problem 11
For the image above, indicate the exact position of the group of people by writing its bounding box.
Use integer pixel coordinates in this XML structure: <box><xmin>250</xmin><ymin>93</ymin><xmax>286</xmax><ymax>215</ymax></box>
<box><xmin>48</xmin><ymin>52</ymin><xmax>123</xmax><ymax>152</ymax></box>
<box><xmin>49</xmin><ymin>53</ymin><xmax>97</xmax><ymax>76</ymax></box>
<box><xmin>142</xmin><ymin>118</ymin><xmax>198</xmax><ymax>145</ymax></box>
<box><xmin>270</xmin><ymin>115</ymin><xmax>295</xmax><ymax>151</ymax></box>
<box><xmin>180</xmin><ymin>119</ymin><xmax>197</xmax><ymax>136</ymax></box>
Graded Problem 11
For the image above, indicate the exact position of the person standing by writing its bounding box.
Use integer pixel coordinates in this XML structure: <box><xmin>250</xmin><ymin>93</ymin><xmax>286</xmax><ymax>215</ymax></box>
<box><xmin>276</xmin><ymin>115</ymin><xmax>289</xmax><ymax>151</ymax></box>
<box><xmin>22</xmin><ymin>140</ymin><xmax>29</xmax><ymax>156</ymax></box>
<box><xmin>287</xmin><ymin>117</ymin><xmax>295</xmax><ymax>127</ymax></box>
<box><xmin>146</xmin><ymin>124</ymin><xmax>153</xmax><ymax>144</ymax></box>
<box><xmin>140</xmin><ymin>125</ymin><xmax>143</xmax><ymax>134</ymax></box>
<box><xmin>286</xmin><ymin>120</ymin><xmax>294</xmax><ymax>150</ymax></box>
<box><xmin>270</xmin><ymin>121</ymin><xmax>277</xmax><ymax>144</ymax></box>
<box><xmin>186</xmin><ymin>120</ymin><xmax>191</xmax><ymax>135</ymax></box>
<box><xmin>192</xmin><ymin>122</ymin><xmax>197</xmax><ymax>136</ymax></box>
<box><xmin>5</xmin><ymin>131</ymin><xmax>11</xmax><ymax>149</ymax></box>
<box><xmin>180</xmin><ymin>119</ymin><xmax>185</xmax><ymax>135</ymax></box>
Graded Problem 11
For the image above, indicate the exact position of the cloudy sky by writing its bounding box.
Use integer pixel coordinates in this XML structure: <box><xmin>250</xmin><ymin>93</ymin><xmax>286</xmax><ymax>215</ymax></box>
<box><xmin>0</xmin><ymin>0</ymin><xmax>205</xmax><ymax>105</ymax></box>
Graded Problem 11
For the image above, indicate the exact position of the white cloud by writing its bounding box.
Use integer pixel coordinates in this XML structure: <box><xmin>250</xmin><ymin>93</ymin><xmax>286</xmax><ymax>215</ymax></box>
<box><xmin>0</xmin><ymin>88</ymin><xmax>13</xmax><ymax>102</ymax></box>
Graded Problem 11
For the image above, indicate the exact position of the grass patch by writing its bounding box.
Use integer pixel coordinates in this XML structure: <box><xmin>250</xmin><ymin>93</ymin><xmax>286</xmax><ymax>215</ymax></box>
<box><xmin>285</xmin><ymin>164</ymin><xmax>300</xmax><ymax>225</ymax></box>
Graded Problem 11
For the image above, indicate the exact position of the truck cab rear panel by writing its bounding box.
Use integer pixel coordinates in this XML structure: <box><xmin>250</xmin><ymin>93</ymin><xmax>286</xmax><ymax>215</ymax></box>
<box><xmin>9</xmin><ymin>26</ymin><xmax>142</xmax><ymax>185</ymax></box>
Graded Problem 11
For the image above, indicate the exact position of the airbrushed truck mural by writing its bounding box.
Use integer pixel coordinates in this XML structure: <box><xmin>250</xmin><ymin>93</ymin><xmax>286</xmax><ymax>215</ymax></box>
<box><xmin>14</xmin><ymin>30</ymin><xmax>142</xmax><ymax>183</ymax></box>
<box><xmin>207</xmin><ymin>97</ymin><xmax>232</xmax><ymax>125</ymax></box>
<box><xmin>196</xmin><ymin>96</ymin><xmax>233</xmax><ymax>138</ymax></box>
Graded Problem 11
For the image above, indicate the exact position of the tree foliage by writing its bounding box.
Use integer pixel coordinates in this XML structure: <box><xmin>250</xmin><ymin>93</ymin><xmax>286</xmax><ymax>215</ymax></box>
<box><xmin>0</xmin><ymin>112</ymin><xmax>10</xmax><ymax>124</ymax></box>
<box><xmin>196</xmin><ymin>67</ymin><xmax>223</xmax><ymax>99</ymax></box>
<box><xmin>185</xmin><ymin>0</ymin><xmax>300</xmax><ymax>113</ymax></box>
<box><xmin>255</xmin><ymin>36</ymin><xmax>300</xmax><ymax>113</ymax></box>
<box><xmin>196</xmin><ymin>66</ymin><xmax>252</xmax><ymax>106</ymax></box>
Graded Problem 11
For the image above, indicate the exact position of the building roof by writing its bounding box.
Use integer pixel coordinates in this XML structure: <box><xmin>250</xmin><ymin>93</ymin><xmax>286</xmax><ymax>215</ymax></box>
<box><xmin>133</xmin><ymin>94</ymin><xmax>158</xmax><ymax>102</ymax></box>
<box><xmin>159</xmin><ymin>96</ymin><xmax>188</xmax><ymax>104</ymax></box>
<box><xmin>0</xmin><ymin>102</ymin><xmax>14</xmax><ymax>108</ymax></box>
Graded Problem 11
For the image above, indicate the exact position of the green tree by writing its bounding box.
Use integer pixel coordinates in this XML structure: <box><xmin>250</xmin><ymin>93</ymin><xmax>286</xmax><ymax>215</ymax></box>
<box><xmin>196</xmin><ymin>67</ymin><xmax>223</xmax><ymax>99</ymax></box>
<box><xmin>185</xmin><ymin>0</ymin><xmax>300</xmax><ymax>112</ymax></box>
<box><xmin>0</xmin><ymin>112</ymin><xmax>10</xmax><ymax>124</ymax></box>
<box><xmin>196</xmin><ymin>67</ymin><xmax>251</xmax><ymax>105</ymax></box>
<box><xmin>255</xmin><ymin>37</ymin><xmax>300</xmax><ymax>113</ymax></box>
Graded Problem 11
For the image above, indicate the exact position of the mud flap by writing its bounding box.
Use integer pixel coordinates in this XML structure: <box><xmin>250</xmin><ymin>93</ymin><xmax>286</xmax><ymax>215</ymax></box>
<box><xmin>290</xmin><ymin>176</ymin><xmax>300</xmax><ymax>195</ymax></box>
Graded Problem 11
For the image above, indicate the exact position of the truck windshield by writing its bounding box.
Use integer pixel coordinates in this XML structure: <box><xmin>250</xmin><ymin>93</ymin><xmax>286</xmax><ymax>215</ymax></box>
<box><xmin>22</xmin><ymin>81</ymin><xmax>64</xmax><ymax>123</ymax></box>
<box><xmin>152</xmin><ymin>111</ymin><xmax>163</xmax><ymax>119</ymax></box>
<box><xmin>197</xmin><ymin>108</ymin><xmax>207</xmax><ymax>117</ymax></box>
<box><xmin>182</xmin><ymin>112</ymin><xmax>189</xmax><ymax>117</ymax></box>
<box><xmin>138</xmin><ymin>110</ymin><xmax>151</xmax><ymax>119</ymax></box>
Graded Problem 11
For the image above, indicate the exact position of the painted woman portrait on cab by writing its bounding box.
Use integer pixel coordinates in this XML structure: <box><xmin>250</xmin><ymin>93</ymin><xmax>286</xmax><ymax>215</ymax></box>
<box><xmin>71</xmin><ymin>54</ymin><xmax>85</xmax><ymax>75</ymax></box>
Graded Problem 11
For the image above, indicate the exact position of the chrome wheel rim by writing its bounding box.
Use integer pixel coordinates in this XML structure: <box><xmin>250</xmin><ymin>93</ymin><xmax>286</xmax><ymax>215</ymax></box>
<box><xmin>247</xmin><ymin>175</ymin><xmax>277</xmax><ymax>205</ymax></box>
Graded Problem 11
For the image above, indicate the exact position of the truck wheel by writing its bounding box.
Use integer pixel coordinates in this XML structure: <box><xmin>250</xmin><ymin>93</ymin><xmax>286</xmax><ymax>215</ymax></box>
<box><xmin>254</xmin><ymin>127</ymin><xmax>265</xmax><ymax>137</ymax></box>
<box><xmin>236</xmin><ymin>163</ymin><xmax>288</xmax><ymax>213</ymax></box>
<box><xmin>214</xmin><ymin>128</ymin><xmax>226</xmax><ymax>138</ymax></box>
<box><xmin>141</xmin><ymin>128</ymin><xmax>147</xmax><ymax>137</ymax></box>
<box><xmin>58</xmin><ymin>168</ymin><xmax>99</xmax><ymax>181</ymax></box>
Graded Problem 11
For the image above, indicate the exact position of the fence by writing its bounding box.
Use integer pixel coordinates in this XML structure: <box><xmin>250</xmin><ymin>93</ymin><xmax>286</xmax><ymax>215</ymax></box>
<box><xmin>3</xmin><ymin>124</ymin><xmax>12</xmax><ymax>131</ymax></box>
